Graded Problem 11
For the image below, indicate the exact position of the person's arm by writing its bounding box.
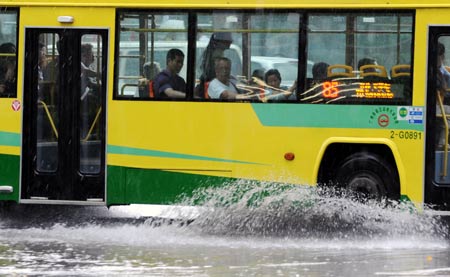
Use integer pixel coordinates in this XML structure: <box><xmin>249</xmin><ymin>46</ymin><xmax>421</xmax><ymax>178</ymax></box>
<box><xmin>288</xmin><ymin>79</ymin><xmax>297</xmax><ymax>93</ymax></box>
<box><xmin>163</xmin><ymin>88</ymin><xmax>185</xmax><ymax>98</ymax></box>
<box><xmin>219</xmin><ymin>89</ymin><xmax>239</xmax><ymax>99</ymax></box>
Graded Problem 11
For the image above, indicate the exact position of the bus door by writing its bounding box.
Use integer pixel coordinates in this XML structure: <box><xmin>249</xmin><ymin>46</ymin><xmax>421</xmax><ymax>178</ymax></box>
<box><xmin>425</xmin><ymin>27</ymin><xmax>450</xmax><ymax>208</ymax></box>
<box><xmin>21</xmin><ymin>29</ymin><xmax>107</xmax><ymax>203</ymax></box>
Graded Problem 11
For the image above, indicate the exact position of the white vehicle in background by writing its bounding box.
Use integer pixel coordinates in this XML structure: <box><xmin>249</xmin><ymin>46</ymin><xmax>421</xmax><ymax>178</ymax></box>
<box><xmin>251</xmin><ymin>56</ymin><xmax>313</xmax><ymax>87</ymax></box>
<box><xmin>117</xmin><ymin>41</ymin><xmax>242</xmax><ymax>96</ymax></box>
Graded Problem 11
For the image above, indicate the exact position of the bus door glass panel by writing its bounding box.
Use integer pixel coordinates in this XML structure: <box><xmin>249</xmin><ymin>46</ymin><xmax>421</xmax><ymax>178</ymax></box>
<box><xmin>36</xmin><ymin>33</ymin><xmax>60</xmax><ymax>173</ymax></box>
<box><xmin>433</xmin><ymin>35</ymin><xmax>450</xmax><ymax>185</ymax></box>
<box><xmin>79</xmin><ymin>35</ymin><xmax>103</xmax><ymax>174</ymax></box>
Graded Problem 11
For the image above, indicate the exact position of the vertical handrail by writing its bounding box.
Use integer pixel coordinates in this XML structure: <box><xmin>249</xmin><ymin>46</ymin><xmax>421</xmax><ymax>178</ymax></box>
<box><xmin>437</xmin><ymin>92</ymin><xmax>449</xmax><ymax>176</ymax></box>
<box><xmin>38</xmin><ymin>100</ymin><xmax>58</xmax><ymax>139</ymax></box>
<box><xmin>82</xmin><ymin>107</ymin><xmax>102</xmax><ymax>142</ymax></box>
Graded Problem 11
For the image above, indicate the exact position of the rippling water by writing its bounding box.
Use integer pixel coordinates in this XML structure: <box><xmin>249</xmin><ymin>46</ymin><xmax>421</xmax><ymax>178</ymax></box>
<box><xmin>1</xmin><ymin>181</ymin><xmax>449</xmax><ymax>276</ymax></box>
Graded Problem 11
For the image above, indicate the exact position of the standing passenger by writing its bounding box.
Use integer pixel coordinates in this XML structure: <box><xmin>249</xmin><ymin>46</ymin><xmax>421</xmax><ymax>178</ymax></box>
<box><xmin>436</xmin><ymin>42</ymin><xmax>450</xmax><ymax>149</ymax></box>
<box><xmin>200</xmin><ymin>32</ymin><xmax>233</xmax><ymax>83</ymax></box>
<box><xmin>153</xmin><ymin>48</ymin><xmax>186</xmax><ymax>99</ymax></box>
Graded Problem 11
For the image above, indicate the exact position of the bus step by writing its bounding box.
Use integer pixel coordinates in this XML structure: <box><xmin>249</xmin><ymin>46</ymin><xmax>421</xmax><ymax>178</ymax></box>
<box><xmin>30</xmin><ymin>196</ymin><xmax>49</xmax><ymax>200</ymax></box>
<box><xmin>86</xmin><ymin>198</ymin><xmax>103</xmax><ymax>202</ymax></box>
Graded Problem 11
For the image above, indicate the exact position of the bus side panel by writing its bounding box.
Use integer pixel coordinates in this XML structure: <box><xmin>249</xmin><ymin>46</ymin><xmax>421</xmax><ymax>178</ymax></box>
<box><xmin>106</xmin><ymin>165</ymin><xmax>126</xmax><ymax>205</ymax></box>
<box><xmin>107</xmin><ymin>164</ymin><xmax>231</xmax><ymax>205</ymax></box>
<box><xmin>0</xmin><ymin>153</ymin><xmax>20</xmax><ymax>202</ymax></box>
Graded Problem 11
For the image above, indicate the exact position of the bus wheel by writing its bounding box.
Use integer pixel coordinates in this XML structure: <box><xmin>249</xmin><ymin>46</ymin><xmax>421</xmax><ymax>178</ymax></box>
<box><xmin>334</xmin><ymin>152</ymin><xmax>398</xmax><ymax>200</ymax></box>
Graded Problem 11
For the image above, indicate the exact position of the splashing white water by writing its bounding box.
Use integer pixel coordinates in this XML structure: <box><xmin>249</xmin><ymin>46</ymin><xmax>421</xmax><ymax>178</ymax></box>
<box><xmin>173</xmin><ymin>180</ymin><xmax>448</xmax><ymax>239</ymax></box>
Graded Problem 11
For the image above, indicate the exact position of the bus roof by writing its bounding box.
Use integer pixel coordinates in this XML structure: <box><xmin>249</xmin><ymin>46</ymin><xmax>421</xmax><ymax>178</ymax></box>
<box><xmin>3</xmin><ymin>0</ymin><xmax>450</xmax><ymax>8</ymax></box>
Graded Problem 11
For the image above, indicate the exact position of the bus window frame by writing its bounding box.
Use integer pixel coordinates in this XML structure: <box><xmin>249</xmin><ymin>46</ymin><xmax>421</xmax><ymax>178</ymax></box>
<box><xmin>113</xmin><ymin>9</ymin><xmax>415</xmax><ymax>106</ymax></box>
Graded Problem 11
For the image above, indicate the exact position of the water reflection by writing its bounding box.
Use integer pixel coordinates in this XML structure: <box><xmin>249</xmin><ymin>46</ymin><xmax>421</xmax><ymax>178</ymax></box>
<box><xmin>0</xmin><ymin>181</ymin><xmax>449</xmax><ymax>276</ymax></box>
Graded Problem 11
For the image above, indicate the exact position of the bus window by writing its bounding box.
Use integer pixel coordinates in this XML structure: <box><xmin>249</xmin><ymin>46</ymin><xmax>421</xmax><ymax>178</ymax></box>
<box><xmin>115</xmin><ymin>11</ymin><xmax>188</xmax><ymax>99</ymax></box>
<box><xmin>0</xmin><ymin>9</ymin><xmax>17</xmax><ymax>98</ymax></box>
<box><xmin>196</xmin><ymin>12</ymin><xmax>300</xmax><ymax>101</ymax></box>
<box><xmin>303</xmin><ymin>12</ymin><xmax>414</xmax><ymax>105</ymax></box>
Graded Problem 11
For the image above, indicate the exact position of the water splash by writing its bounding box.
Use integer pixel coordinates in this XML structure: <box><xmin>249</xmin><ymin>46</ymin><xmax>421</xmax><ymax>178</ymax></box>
<box><xmin>174</xmin><ymin>180</ymin><xmax>448</xmax><ymax>239</ymax></box>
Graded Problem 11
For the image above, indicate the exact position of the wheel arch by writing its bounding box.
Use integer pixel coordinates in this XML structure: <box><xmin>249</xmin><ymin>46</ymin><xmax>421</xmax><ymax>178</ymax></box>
<box><xmin>315</xmin><ymin>139</ymin><xmax>404</xmax><ymax>198</ymax></box>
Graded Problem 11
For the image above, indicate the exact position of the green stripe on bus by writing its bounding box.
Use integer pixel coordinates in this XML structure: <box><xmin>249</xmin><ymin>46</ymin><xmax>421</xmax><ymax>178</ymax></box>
<box><xmin>0</xmin><ymin>131</ymin><xmax>20</xmax><ymax>147</ymax></box>
<box><xmin>107</xmin><ymin>165</ymin><xmax>232</xmax><ymax>205</ymax></box>
<box><xmin>108</xmin><ymin>145</ymin><xmax>266</xmax><ymax>165</ymax></box>
<box><xmin>0</xmin><ymin>154</ymin><xmax>20</xmax><ymax>202</ymax></box>
<box><xmin>251</xmin><ymin>104</ymin><xmax>424</xmax><ymax>131</ymax></box>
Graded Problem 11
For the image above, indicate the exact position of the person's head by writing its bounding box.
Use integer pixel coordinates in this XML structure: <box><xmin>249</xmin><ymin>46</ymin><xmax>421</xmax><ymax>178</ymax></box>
<box><xmin>214</xmin><ymin>57</ymin><xmax>232</xmax><ymax>83</ymax></box>
<box><xmin>358</xmin><ymin>58</ymin><xmax>377</xmax><ymax>72</ymax></box>
<box><xmin>143</xmin><ymin>61</ymin><xmax>161</xmax><ymax>80</ymax></box>
<box><xmin>265</xmin><ymin>69</ymin><xmax>282</xmax><ymax>88</ymax></box>
<box><xmin>0</xmin><ymin>43</ymin><xmax>16</xmax><ymax>66</ymax></box>
<box><xmin>38</xmin><ymin>43</ymin><xmax>47</xmax><ymax>67</ymax></box>
<box><xmin>81</xmin><ymin>43</ymin><xmax>94</xmax><ymax>66</ymax></box>
<box><xmin>210</xmin><ymin>32</ymin><xmax>233</xmax><ymax>50</ymax></box>
<box><xmin>0</xmin><ymin>43</ymin><xmax>16</xmax><ymax>82</ymax></box>
<box><xmin>0</xmin><ymin>42</ymin><xmax>15</xmax><ymax>54</ymax></box>
<box><xmin>166</xmin><ymin>48</ymin><xmax>184</xmax><ymax>74</ymax></box>
<box><xmin>251</xmin><ymin>69</ymin><xmax>265</xmax><ymax>82</ymax></box>
<box><xmin>312</xmin><ymin>62</ymin><xmax>329</xmax><ymax>80</ymax></box>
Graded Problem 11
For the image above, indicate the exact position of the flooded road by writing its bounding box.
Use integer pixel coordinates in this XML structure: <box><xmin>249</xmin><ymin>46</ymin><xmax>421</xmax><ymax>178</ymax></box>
<box><xmin>1</xmin><ymin>182</ymin><xmax>450</xmax><ymax>276</ymax></box>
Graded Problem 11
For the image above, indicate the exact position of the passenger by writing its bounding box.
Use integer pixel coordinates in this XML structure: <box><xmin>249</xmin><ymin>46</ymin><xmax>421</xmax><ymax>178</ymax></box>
<box><xmin>138</xmin><ymin>61</ymin><xmax>161</xmax><ymax>98</ymax></box>
<box><xmin>438</xmin><ymin>44</ymin><xmax>450</xmax><ymax>88</ymax></box>
<box><xmin>357</xmin><ymin>57</ymin><xmax>377</xmax><ymax>74</ymax></box>
<box><xmin>44</xmin><ymin>39</ymin><xmax>61</xmax><ymax>80</ymax></box>
<box><xmin>0</xmin><ymin>42</ymin><xmax>16</xmax><ymax>96</ymax></box>
<box><xmin>143</xmin><ymin>61</ymin><xmax>161</xmax><ymax>81</ymax></box>
<box><xmin>312</xmin><ymin>62</ymin><xmax>329</xmax><ymax>81</ymax></box>
<box><xmin>80</xmin><ymin>43</ymin><xmax>100</xmax><ymax>100</ymax></box>
<box><xmin>80</xmin><ymin>43</ymin><xmax>101</xmax><ymax>139</ymax></box>
<box><xmin>263</xmin><ymin>68</ymin><xmax>297</xmax><ymax>101</ymax></box>
<box><xmin>153</xmin><ymin>48</ymin><xmax>186</xmax><ymax>99</ymax></box>
<box><xmin>436</xmin><ymin>42</ymin><xmax>450</xmax><ymax>149</ymax></box>
<box><xmin>196</xmin><ymin>32</ymin><xmax>233</xmax><ymax>97</ymax></box>
<box><xmin>208</xmin><ymin>57</ymin><xmax>246</xmax><ymax>100</ymax></box>
<box><xmin>38</xmin><ymin>43</ymin><xmax>47</xmax><ymax>88</ymax></box>
<box><xmin>251</xmin><ymin>69</ymin><xmax>265</xmax><ymax>84</ymax></box>
<box><xmin>38</xmin><ymin>43</ymin><xmax>47</xmax><ymax>80</ymax></box>
<box><xmin>37</xmin><ymin>43</ymin><xmax>53</xmax><ymax>102</ymax></box>
<box><xmin>200</xmin><ymin>32</ymin><xmax>233</xmax><ymax>82</ymax></box>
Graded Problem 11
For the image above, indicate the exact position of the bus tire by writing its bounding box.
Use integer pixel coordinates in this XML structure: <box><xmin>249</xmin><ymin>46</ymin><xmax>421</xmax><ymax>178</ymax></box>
<box><xmin>334</xmin><ymin>152</ymin><xmax>399</xmax><ymax>200</ymax></box>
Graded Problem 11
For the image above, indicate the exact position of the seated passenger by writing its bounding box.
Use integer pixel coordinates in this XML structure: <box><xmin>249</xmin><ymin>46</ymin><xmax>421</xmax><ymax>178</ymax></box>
<box><xmin>138</xmin><ymin>61</ymin><xmax>161</xmax><ymax>97</ymax></box>
<box><xmin>153</xmin><ymin>48</ymin><xmax>186</xmax><ymax>99</ymax></box>
<box><xmin>143</xmin><ymin>61</ymin><xmax>161</xmax><ymax>81</ymax></box>
<box><xmin>357</xmin><ymin>57</ymin><xmax>377</xmax><ymax>74</ymax></box>
<box><xmin>251</xmin><ymin>69</ymin><xmax>265</xmax><ymax>84</ymax></box>
<box><xmin>196</xmin><ymin>32</ymin><xmax>233</xmax><ymax>98</ymax></box>
<box><xmin>312</xmin><ymin>62</ymin><xmax>329</xmax><ymax>82</ymax></box>
<box><xmin>263</xmin><ymin>69</ymin><xmax>296</xmax><ymax>101</ymax></box>
<box><xmin>0</xmin><ymin>42</ymin><xmax>16</xmax><ymax>96</ymax></box>
<box><xmin>246</xmin><ymin>69</ymin><xmax>266</xmax><ymax>95</ymax></box>
<box><xmin>208</xmin><ymin>57</ymin><xmax>247</xmax><ymax>100</ymax></box>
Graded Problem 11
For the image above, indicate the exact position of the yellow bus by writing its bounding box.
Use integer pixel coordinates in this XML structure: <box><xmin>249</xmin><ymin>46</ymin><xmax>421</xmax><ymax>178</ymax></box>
<box><xmin>0</xmin><ymin>0</ymin><xmax>448</xmax><ymax>210</ymax></box>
